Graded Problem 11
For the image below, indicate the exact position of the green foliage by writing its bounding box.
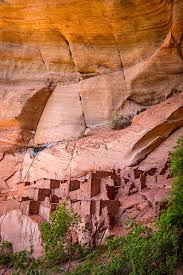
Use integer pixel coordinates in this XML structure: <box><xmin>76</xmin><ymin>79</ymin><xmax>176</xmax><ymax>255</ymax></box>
<box><xmin>0</xmin><ymin>240</ymin><xmax>12</xmax><ymax>266</ymax></box>
<box><xmin>40</xmin><ymin>202</ymin><xmax>79</xmax><ymax>265</ymax></box>
<box><xmin>107</xmin><ymin>237</ymin><xmax>124</xmax><ymax>255</ymax></box>
<box><xmin>73</xmin><ymin>261</ymin><xmax>94</xmax><ymax>275</ymax></box>
<box><xmin>0</xmin><ymin>253</ymin><xmax>12</xmax><ymax>266</ymax></box>
<box><xmin>84</xmin><ymin>249</ymin><xmax>101</xmax><ymax>261</ymax></box>
<box><xmin>159</xmin><ymin>138</ymin><xmax>183</xmax><ymax>233</ymax></box>
<box><xmin>109</xmin><ymin>111</ymin><xmax>131</xmax><ymax>130</ymax></box>
<box><xmin>24</xmin><ymin>259</ymin><xmax>47</xmax><ymax>275</ymax></box>
<box><xmin>72</xmin><ymin>250</ymin><xmax>128</xmax><ymax>275</ymax></box>
<box><xmin>0</xmin><ymin>244</ymin><xmax>41</xmax><ymax>274</ymax></box>
<box><xmin>11</xmin><ymin>250</ymin><xmax>32</xmax><ymax>270</ymax></box>
<box><xmin>169</xmin><ymin>137</ymin><xmax>183</xmax><ymax>176</ymax></box>
<box><xmin>0</xmin><ymin>241</ymin><xmax>12</xmax><ymax>249</ymax></box>
<box><xmin>123</xmin><ymin>224</ymin><xmax>178</xmax><ymax>275</ymax></box>
<box><xmin>104</xmin><ymin>255</ymin><xmax>129</xmax><ymax>275</ymax></box>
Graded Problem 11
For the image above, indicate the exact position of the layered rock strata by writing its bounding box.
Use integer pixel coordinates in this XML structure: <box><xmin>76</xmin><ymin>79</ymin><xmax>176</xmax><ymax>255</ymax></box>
<box><xmin>0</xmin><ymin>0</ymin><xmax>182</xmax><ymax>142</ymax></box>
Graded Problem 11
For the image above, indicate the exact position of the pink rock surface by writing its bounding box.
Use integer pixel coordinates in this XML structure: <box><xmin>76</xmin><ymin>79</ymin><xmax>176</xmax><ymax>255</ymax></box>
<box><xmin>0</xmin><ymin>210</ymin><xmax>43</xmax><ymax>258</ymax></box>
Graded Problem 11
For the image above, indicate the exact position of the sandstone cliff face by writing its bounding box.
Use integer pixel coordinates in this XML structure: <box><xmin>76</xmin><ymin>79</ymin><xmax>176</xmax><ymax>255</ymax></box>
<box><xmin>0</xmin><ymin>0</ymin><xmax>183</xmax><ymax>256</ymax></box>
<box><xmin>0</xmin><ymin>0</ymin><xmax>183</xmax><ymax>143</ymax></box>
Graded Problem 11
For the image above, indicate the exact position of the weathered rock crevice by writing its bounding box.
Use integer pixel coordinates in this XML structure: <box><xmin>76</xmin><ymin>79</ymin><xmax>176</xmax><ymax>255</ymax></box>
<box><xmin>16</xmin><ymin>84</ymin><xmax>56</xmax><ymax>144</ymax></box>
<box><xmin>175</xmin><ymin>32</ymin><xmax>183</xmax><ymax>60</ymax></box>
<box><xmin>38</xmin><ymin>48</ymin><xmax>48</xmax><ymax>72</ymax></box>
<box><xmin>79</xmin><ymin>94</ymin><xmax>87</xmax><ymax>130</ymax></box>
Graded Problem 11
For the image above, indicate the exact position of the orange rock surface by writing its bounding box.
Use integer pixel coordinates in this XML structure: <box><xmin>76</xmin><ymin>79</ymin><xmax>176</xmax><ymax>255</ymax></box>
<box><xmin>0</xmin><ymin>0</ymin><xmax>182</xmax><ymax>142</ymax></box>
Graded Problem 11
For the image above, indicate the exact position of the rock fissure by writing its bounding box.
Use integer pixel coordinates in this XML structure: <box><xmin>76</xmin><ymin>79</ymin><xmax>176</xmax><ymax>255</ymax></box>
<box><xmin>56</xmin><ymin>29</ymin><xmax>78</xmax><ymax>73</ymax></box>
<box><xmin>169</xmin><ymin>0</ymin><xmax>183</xmax><ymax>62</ymax></box>
<box><xmin>102</xmin><ymin>11</ymin><xmax>128</xmax><ymax>94</ymax></box>
<box><xmin>79</xmin><ymin>94</ymin><xmax>87</xmax><ymax>130</ymax></box>
<box><xmin>0</xmin><ymin>153</ymin><xmax>5</xmax><ymax>162</ymax></box>
<box><xmin>4</xmin><ymin>170</ymin><xmax>17</xmax><ymax>185</ymax></box>
<box><xmin>38</xmin><ymin>48</ymin><xmax>48</xmax><ymax>72</ymax></box>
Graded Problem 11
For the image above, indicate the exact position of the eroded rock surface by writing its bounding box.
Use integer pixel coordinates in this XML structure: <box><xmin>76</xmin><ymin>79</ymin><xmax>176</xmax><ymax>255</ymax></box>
<box><xmin>0</xmin><ymin>210</ymin><xmax>43</xmax><ymax>258</ymax></box>
<box><xmin>22</xmin><ymin>92</ymin><xmax>183</xmax><ymax>182</ymax></box>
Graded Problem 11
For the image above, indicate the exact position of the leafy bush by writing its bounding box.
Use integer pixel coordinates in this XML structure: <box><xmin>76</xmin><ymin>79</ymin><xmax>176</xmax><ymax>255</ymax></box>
<box><xmin>123</xmin><ymin>224</ymin><xmax>178</xmax><ymax>275</ymax></box>
<box><xmin>40</xmin><ymin>202</ymin><xmax>79</xmax><ymax>265</ymax></box>
<box><xmin>11</xmin><ymin>250</ymin><xmax>31</xmax><ymax>270</ymax></box>
<box><xmin>169</xmin><ymin>137</ymin><xmax>183</xmax><ymax>176</ymax></box>
<box><xmin>0</xmin><ymin>240</ymin><xmax>12</xmax><ymax>249</ymax></box>
<box><xmin>73</xmin><ymin>261</ymin><xmax>94</xmax><ymax>275</ymax></box>
<box><xmin>109</xmin><ymin>111</ymin><xmax>132</xmax><ymax>130</ymax></box>
<box><xmin>0</xmin><ymin>244</ymin><xmax>40</xmax><ymax>274</ymax></box>
<box><xmin>0</xmin><ymin>253</ymin><xmax>12</xmax><ymax>266</ymax></box>
<box><xmin>24</xmin><ymin>259</ymin><xmax>47</xmax><ymax>275</ymax></box>
<box><xmin>0</xmin><ymin>241</ymin><xmax>12</xmax><ymax>263</ymax></box>
<box><xmin>107</xmin><ymin>236</ymin><xmax>124</xmax><ymax>255</ymax></box>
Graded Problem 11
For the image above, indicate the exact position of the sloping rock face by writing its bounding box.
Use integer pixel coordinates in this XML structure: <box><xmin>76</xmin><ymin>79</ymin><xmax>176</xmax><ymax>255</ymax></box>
<box><xmin>0</xmin><ymin>210</ymin><xmax>43</xmax><ymax>258</ymax></box>
<box><xmin>0</xmin><ymin>0</ymin><xmax>183</xmax><ymax>256</ymax></box>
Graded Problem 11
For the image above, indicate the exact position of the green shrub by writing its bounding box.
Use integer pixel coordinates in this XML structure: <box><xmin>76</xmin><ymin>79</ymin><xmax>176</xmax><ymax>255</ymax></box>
<box><xmin>107</xmin><ymin>237</ymin><xmax>124</xmax><ymax>255</ymax></box>
<box><xmin>123</xmin><ymin>224</ymin><xmax>178</xmax><ymax>275</ymax></box>
<box><xmin>109</xmin><ymin>111</ymin><xmax>131</xmax><ymax>130</ymax></box>
<box><xmin>11</xmin><ymin>250</ymin><xmax>32</xmax><ymax>270</ymax></box>
<box><xmin>0</xmin><ymin>253</ymin><xmax>12</xmax><ymax>266</ymax></box>
<box><xmin>73</xmin><ymin>261</ymin><xmax>93</xmax><ymax>275</ymax></box>
<box><xmin>0</xmin><ymin>246</ymin><xmax>40</xmax><ymax>274</ymax></box>
<box><xmin>169</xmin><ymin>137</ymin><xmax>183</xmax><ymax>176</ymax></box>
<box><xmin>158</xmin><ymin>138</ymin><xmax>183</xmax><ymax>232</ymax></box>
<box><xmin>0</xmin><ymin>240</ymin><xmax>12</xmax><ymax>265</ymax></box>
<box><xmin>105</xmin><ymin>255</ymin><xmax>130</xmax><ymax>275</ymax></box>
<box><xmin>84</xmin><ymin>249</ymin><xmax>101</xmax><ymax>260</ymax></box>
<box><xmin>0</xmin><ymin>203</ymin><xmax>80</xmax><ymax>273</ymax></box>
<box><xmin>40</xmin><ymin>202</ymin><xmax>79</xmax><ymax>265</ymax></box>
<box><xmin>24</xmin><ymin>259</ymin><xmax>47</xmax><ymax>275</ymax></box>
<box><xmin>0</xmin><ymin>241</ymin><xmax>12</xmax><ymax>249</ymax></box>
